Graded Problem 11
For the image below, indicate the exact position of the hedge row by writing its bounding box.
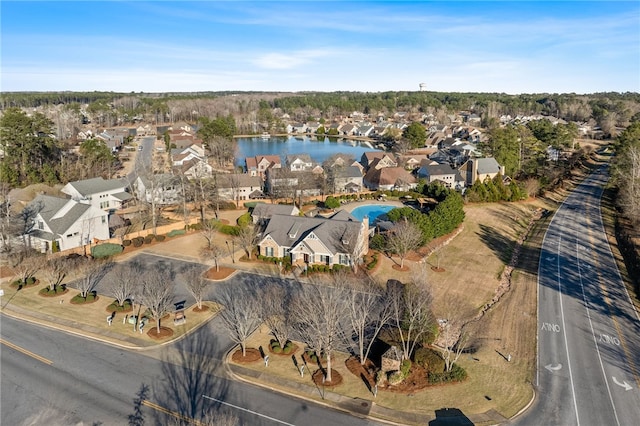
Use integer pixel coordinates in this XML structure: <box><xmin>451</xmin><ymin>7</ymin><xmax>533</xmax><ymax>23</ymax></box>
<box><xmin>91</xmin><ymin>243</ymin><xmax>124</xmax><ymax>258</ymax></box>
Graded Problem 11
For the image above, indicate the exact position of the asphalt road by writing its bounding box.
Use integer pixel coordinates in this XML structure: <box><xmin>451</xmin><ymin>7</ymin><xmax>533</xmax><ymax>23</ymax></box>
<box><xmin>125</xmin><ymin>135</ymin><xmax>155</xmax><ymax>183</ymax></box>
<box><xmin>2</xmin><ymin>262</ymin><xmax>382</xmax><ymax>426</ymax></box>
<box><xmin>516</xmin><ymin>165</ymin><xmax>640</xmax><ymax>425</ymax></box>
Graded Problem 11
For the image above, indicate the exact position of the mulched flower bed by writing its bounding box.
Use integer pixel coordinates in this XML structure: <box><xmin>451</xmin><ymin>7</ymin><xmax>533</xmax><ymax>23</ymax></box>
<box><xmin>231</xmin><ymin>347</ymin><xmax>261</xmax><ymax>363</ymax></box>
<box><xmin>38</xmin><ymin>286</ymin><xmax>69</xmax><ymax>297</ymax></box>
<box><xmin>70</xmin><ymin>293</ymin><xmax>99</xmax><ymax>304</ymax></box>
<box><xmin>344</xmin><ymin>355</ymin><xmax>431</xmax><ymax>394</ymax></box>
<box><xmin>146</xmin><ymin>326</ymin><xmax>174</xmax><ymax>339</ymax></box>
<box><xmin>391</xmin><ymin>264</ymin><xmax>410</xmax><ymax>271</ymax></box>
<box><xmin>268</xmin><ymin>342</ymin><xmax>299</xmax><ymax>356</ymax></box>
<box><xmin>311</xmin><ymin>369</ymin><xmax>343</xmax><ymax>387</ymax></box>
<box><xmin>10</xmin><ymin>279</ymin><xmax>39</xmax><ymax>289</ymax></box>
<box><xmin>106</xmin><ymin>301</ymin><xmax>133</xmax><ymax>313</ymax></box>
<box><xmin>192</xmin><ymin>305</ymin><xmax>210</xmax><ymax>313</ymax></box>
<box><xmin>205</xmin><ymin>266</ymin><xmax>235</xmax><ymax>280</ymax></box>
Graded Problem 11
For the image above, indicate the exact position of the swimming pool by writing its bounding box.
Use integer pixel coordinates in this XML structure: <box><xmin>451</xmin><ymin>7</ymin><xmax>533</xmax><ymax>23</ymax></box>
<box><xmin>350</xmin><ymin>204</ymin><xmax>396</xmax><ymax>223</ymax></box>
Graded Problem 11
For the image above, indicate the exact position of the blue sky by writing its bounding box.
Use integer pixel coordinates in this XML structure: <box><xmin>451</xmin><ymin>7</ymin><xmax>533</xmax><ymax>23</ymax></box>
<box><xmin>2</xmin><ymin>1</ymin><xmax>639</xmax><ymax>94</ymax></box>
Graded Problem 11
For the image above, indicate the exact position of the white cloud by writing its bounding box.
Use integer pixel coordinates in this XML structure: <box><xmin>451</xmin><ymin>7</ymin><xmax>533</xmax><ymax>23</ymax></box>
<box><xmin>252</xmin><ymin>49</ymin><xmax>332</xmax><ymax>70</ymax></box>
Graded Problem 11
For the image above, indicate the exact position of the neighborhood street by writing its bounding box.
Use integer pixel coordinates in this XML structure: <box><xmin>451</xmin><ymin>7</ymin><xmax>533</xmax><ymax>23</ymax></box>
<box><xmin>515</xmin><ymin>166</ymin><xmax>640</xmax><ymax>425</ymax></box>
<box><xmin>1</xmin><ymin>309</ymin><xmax>382</xmax><ymax>426</ymax></box>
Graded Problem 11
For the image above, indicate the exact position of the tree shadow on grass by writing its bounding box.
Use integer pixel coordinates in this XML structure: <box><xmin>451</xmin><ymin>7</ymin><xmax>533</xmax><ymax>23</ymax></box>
<box><xmin>476</xmin><ymin>223</ymin><xmax>515</xmax><ymax>266</ymax></box>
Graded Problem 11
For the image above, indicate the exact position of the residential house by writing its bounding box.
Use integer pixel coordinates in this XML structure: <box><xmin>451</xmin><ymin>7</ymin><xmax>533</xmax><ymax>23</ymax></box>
<box><xmin>363</xmin><ymin>167</ymin><xmax>417</xmax><ymax>191</ymax></box>
<box><xmin>340</xmin><ymin>124</ymin><xmax>358</xmax><ymax>136</ymax></box>
<box><xmin>171</xmin><ymin>144</ymin><xmax>206</xmax><ymax>166</ymax></box>
<box><xmin>290</xmin><ymin>123</ymin><xmax>308</xmax><ymax>134</ymax></box>
<box><xmin>357</xmin><ymin>124</ymin><xmax>374</xmax><ymax>137</ymax></box>
<box><xmin>265</xmin><ymin>168</ymin><xmax>322</xmax><ymax>199</ymax></box>
<box><xmin>252</xmin><ymin>203</ymin><xmax>300</xmax><ymax>225</ymax></box>
<box><xmin>134</xmin><ymin>174</ymin><xmax>181</xmax><ymax>205</ymax></box>
<box><xmin>26</xmin><ymin>194</ymin><xmax>109</xmax><ymax>253</ymax></box>
<box><xmin>286</xmin><ymin>154</ymin><xmax>314</xmax><ymax>172</ymax></box>
<box><xmin>96</xmin><ymin>130</ymin><xmax>124</xmax><ymax>152</ymax></box>
<box><xmin>458</xmin><ymin>158</ymin><xmax>505</xmax><ymax>186</ymax></box>
<box><xmin>329</xmin><ymin>166</ymin><xmax>364</xmax><ymax>193</ymax></box>
<box><xmin>245</xmin><ymin>155</ymin><xmax>282</xmax><ymax>178</ymax></box>
<box><xmin>417</xmin><ymin>163</ymin><xmax>466</xmax><ymax>189</ymax></box>
<box><xmin>305</xmin><ymin>122</ymin><xmax>322</xmax><ymax>134</ymax></box>
<box><xmin>174</xmin><ymin>159</ymin><xmax>213</xmax><ymax>180</ymax></box>
<box><xmin>360</xmin><ymin>152</ymin><xmax>397</xmax><ymax>170</ymax></box>
<box><xmin>61</xmin><ymin>177</ymin><xmax>132</xmax><ymax>212</ymax></box>
<box><xmin>257</xmin><ymin>211</ymin><xmax>368</xmax><ymax>268</ymax></box>
<box><xmin>216</xmin><ymin>174</ymin><xmax>264</xmax><ymax>203</ymax></box>
<box><xmin>396</xmin><ymin>154</ymin><xmax>430</xmax><ymax>170</ymax></box>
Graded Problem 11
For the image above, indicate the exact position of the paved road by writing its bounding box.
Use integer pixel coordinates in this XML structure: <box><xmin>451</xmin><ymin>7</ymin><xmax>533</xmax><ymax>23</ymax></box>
<box><xmin>1</xmin><ymin>271</ymin><xmax>381</xmax><ymax>426</ymax></box>
<box><xmin>516</xmin><ymin>166</ymin><xmax>640</xmax><ymax>425</ymax></box>
<box><xmin>125</xmin><ymin>135</ymin><xmax>155</xmax><ymax>184</ymax></box>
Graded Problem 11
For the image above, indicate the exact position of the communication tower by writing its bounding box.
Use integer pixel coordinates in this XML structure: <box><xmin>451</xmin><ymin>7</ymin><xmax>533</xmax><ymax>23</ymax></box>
<box><xmin>419</xmin><ymin>83</ymin><xmax>426</xmax><ymax>92</ymax></box>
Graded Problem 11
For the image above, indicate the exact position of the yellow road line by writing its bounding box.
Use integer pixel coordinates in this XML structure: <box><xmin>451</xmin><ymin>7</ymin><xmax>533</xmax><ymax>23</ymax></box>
<box><xmin>142</xmin><ymin>400</ymin><xmax>204</xmax><ymax>426</ymax></box>
<box><xmin>0</xmin><ymin>338</ymin><xmax>53</xmax><ymax>365</ymax></box>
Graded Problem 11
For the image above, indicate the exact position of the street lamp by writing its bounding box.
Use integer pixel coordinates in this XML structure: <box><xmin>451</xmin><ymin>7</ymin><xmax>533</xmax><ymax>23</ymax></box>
<box><xmin>226</xmin><ymin>240</ymin><xmax>235</xmax><ymax>263</ymax></box>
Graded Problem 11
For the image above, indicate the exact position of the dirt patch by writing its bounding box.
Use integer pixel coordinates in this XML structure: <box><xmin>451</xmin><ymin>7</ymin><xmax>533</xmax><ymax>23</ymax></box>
<box><xmin>232</xmin><ymin>347</ymin><xmax>262</xmax><ymax>363</ymax></box>
<box><xmin>345</xmin><ymin>356</ymin><xmax>377</xmax><ymax>389</ymax></box>
<box><xmin>344</xmin><ymin>356</ymin><xmax>431</xmax><ymax>394</ymax></box>
<box><xmin>312</xmin><ymin>369</ymin><xmax>343</xmax><ymax>387</ymax></box>
<box><xmin>146</xmin><ymin>326</ymin><xmax>174</xmax><ymax>339</ymax></box>
<box><xmin>192</xmin><ymin>305</ymin><xmax>210</xmax><ymax>313</ymax></box>
<box><xmin>431</xmin><ymin>267</ymin><xmax>445</xmax><ymax>272</ymax></box>
<box><xmin>391</xmin><ymin>264</ymin><xmax>410</xmax><ymax>272</ymax></box>
<box><xmin>205</xmin><ymin>266</ymin><xmax>235</xmax><ymax>280</ymax></box>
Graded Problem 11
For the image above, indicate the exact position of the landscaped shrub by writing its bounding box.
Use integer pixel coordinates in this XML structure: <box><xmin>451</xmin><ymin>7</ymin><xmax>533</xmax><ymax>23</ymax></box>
<box><xmin>427</xmin><ymin>364</ymin><xmax>467</xmax><ymax>384</ymax></box>
<box><xmin>370</xmin><ymin>234</ymin><xmax>386</xmax><ymax>251</ymax></box>
<box><xmin>375</xmin><ymin>370</ymin><xmax>386</xmax><ymax>385</ymax></box>
<box><xmin>167</xmin><ymin>229</ymin><xmax>186</xmax><ymax>237</ymax></box>
<box><xmin>122</xmin><ymin>239</ymin><xmax>132</xmax><ymax>247</ymax></box>
<box><xmin>414</xmin><ymin>347</ymin><xmax>445</xmax><ymax>373</ymax></box>
<box><xmin>132</xmin><ymin>237</ymin><xmax>144</xmax><ymax>247</ymax></box>
<box><xmin>272</xmin><ymin>345</ymin><xmax>283</xmax><ymax>354</ymax></box>
<box><xmin>236</xmin><ymin>212</ymin><xmax>252</xmax><ymax>227</ymax></box>
<box><xmin>217</xmin><ymin>224</ymin><xmax>240</xmax><ymax>236</ymax></box>
<box><xmin>400</xmin><ymin>359</ymin><xmax>412</xmax><ymax>377</ymax></box>
<box><xmin>91</xmin><ymin>243</ymin><xmax>124</xmax><ymax>258</ymax></box>
<box><xmin>155</xmin><ymin>235</ymin><xmax>166</xmax><ymax>242</ymax></box>
<box><xmin>144</xmin><ymin>234</ymin><xmax>155</xmax><ymax>244</ymax></box>
<box><xmin>283</xmin><ymin>341</ymin><xmax>294</xmax><ymax>354</ymax></box>
<box><xmin>324</xmin><ymin>196</ymin><xmax>340</xmax><ymax>209</ymax></box>
<box><xmin>366</xmin><ymin>253</ymin><xmax>378</xmax><ymax>270</ymax></box>
<box><xmin>189</xmin><ymin>223</ymin><xmax>203</xmax><ymax>231</ymax></box>
<box><xmin>388</xmin><ymin>370</ymin><xmax>405</xmax><ymax>385</ymax></box>
<box><xmin>331</xmin><ymin>264</ymin><xmax>348</xmax><ymax>273</ymax></box>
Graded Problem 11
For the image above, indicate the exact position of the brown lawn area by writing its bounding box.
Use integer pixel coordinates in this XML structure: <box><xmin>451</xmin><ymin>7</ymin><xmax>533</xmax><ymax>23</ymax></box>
<box><xmin>230</xmin><ymin>146</ymin><xmax>625</xmax><ymax>423</ymax></box>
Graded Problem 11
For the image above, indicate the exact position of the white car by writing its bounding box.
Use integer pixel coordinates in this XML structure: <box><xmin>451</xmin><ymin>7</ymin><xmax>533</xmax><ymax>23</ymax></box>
<box><xmin>138</xmin><ymin>146</ymin><xmax>143</xmax><ymax>151</ymax></box>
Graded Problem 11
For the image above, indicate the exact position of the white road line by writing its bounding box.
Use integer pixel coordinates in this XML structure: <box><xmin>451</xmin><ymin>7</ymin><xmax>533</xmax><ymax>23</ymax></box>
<box><xmin>202</xmin><ymin>394</ymin><xmax>296</xmax><ymax>425</ymax></box>
<box><xmin>557</xmin><ymin>235</ymin><xmax>581</xmax><ymax>426</ymax></box>
<box><xmin>575</xmin><ymin>240</ymin><xmax>620</xmax><ymax>426</ymax></box>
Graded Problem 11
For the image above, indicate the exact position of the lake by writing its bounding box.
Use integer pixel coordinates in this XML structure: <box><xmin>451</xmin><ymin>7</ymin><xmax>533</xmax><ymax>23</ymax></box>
<box><xmin>234</xmin><ymin>135</ymin><xmax>382</xmax><ymax>167</ymax></box>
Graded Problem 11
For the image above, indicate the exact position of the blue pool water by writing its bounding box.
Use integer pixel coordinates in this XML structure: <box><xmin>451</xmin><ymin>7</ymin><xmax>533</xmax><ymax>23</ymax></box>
<box><xmin>350</xmin><ymin>204</ymin><xmax>396</xmax><ymax>223</ymax></box>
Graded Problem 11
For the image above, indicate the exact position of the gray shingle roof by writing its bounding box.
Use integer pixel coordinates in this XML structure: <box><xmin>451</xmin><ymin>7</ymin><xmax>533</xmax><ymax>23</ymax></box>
<box><xmin>66</xmin><ymin>177</ymin><xmax>128</xmax><ymax>196</ymax></box>
<box><xmin>32</xmin><ymin>195</ymin><xmax>92</xmax><ymax>236</ymax></box>
<box><xmin>261</xmin><ymin>213</ymin><xmax>361</xmax><ymax>255</ymax></box>
<box><xmin>252</xmin><ymin>203</ymin><xmax>298</xmax><ymax>220</ymax></box>
<box><xmin>476</xmin><ymin>158</ymin><xmax>501</xmax><ymax>174</ymax></box>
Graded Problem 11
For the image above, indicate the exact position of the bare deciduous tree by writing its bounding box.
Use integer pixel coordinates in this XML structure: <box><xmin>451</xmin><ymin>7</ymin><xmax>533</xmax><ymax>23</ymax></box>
<box><xmin>199</xmin><ymin>219</ymin><xmax>218</xmax><ymax>250</ymax></box>
<box><xmin>345</xmin><ymin>274</ymin><xmax>392</xmax><ymax>365</ymax></box>
<box><xmin>261</xmin><ymin>282</ymin><xmax>295</xmax><ymax>349</ymax></box>
<box><xmin>216</xmin><ymin>282</ymin><xmax>262</xmax><ymax>357</ymax></box>
<box><xmin>41</xmin><ymin>256</ymin><xmax>67</xmax><ymax>291</ymax></box>
<box><xmin>386</xmin><ymin>219</ymin><xmax>422</xmax><ymax>269</ymax></box>
<box><xmin>74</xmin><ymin>257</ymin><xmax>112</xmax><ymax>299</ymax></box>
<box><xmin>387</xmin><ymin>272</ymin><xmax>436</xmax><ymax>361</ymax></box>
<box><xmin>180</xmin><ymin>265</ymin><xmax>209</xmax><ymax>310</ymax></box>
<box><xmin>107</xmin><ymin>263</ymin><xmax>136</xmax><ymax>307</ymax></box>
<box><xmin>235</xmin><ymin>223</ymin><xmax>259</xmax><ymax>260</ymax></box>
<box><xmin>292</xmin><ymin>276</ymin><xmax>350</xmax><ymax>382</ymax></box>
<box><xmin>140</xmin><ymin>266</ymin><xmax>175</xmax><ymax>334</ymax></box>
<box><xmin>10</xmin><ymin>250</ymin><xmax>45</xmax><ymax>286</ymax></box>
<box><xmin>199</xmin><ymin>244</ymin><xmax>226</xmax><ymax>272</ymax></box>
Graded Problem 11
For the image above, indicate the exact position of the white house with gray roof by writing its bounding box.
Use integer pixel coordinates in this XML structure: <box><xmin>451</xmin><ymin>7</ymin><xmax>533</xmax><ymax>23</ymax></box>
<box><xmin>27</xmin><ymin>195</ymin><xmax>109</xmax><ymax>253</ymax></box>
<box><xmin>61</xmin><ymin>177</ymin><xmax>132</xmax><ymax>212</ymax></box>
<box><xmin>257</xmin><ymin>211</ymin><xmax>368</xmax><ymax>269</ymax></box>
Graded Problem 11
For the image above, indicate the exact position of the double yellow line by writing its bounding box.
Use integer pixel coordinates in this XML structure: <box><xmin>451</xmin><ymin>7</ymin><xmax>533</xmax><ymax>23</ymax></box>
<box><xmin>0</xmin><ymin>338</ymin><xmax>53</xmax><ymax>365</ymax></box>
<box><xmin>142</xmin><ymin>400</ymin><xmax>205</xmax><ymax>426</ymax></box>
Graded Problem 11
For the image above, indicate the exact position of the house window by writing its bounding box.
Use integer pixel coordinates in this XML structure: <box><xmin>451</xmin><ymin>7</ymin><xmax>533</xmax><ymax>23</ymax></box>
<box><xmin>319</xmin><ymin>255</ymin><xmax>330</xmax><ymax>265</ymax></box>
<box><xmin>101</xmin><ymin>216</ymin><xmax>106</xmax><ymax>224</ymax></box>
<box><xmin>38</xmin><ymin>221</ymin><xmax>43</xmax><ymax>230</ymax></box>
<box><xmin>265</xmin><ymin>246</ymin><xmax>274</xmax><ymax>257</ymax></box>
<box><xmin>339</xmin><ymin>254</ymin><xmax>349</xmax><ymax>265</ymax></box>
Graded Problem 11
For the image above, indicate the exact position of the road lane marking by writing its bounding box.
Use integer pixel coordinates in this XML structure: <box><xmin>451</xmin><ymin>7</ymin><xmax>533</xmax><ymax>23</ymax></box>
<box><xmin>612</xmin><ymin>377</ymin><xmax>632</xmax><ymax>391</ymax></box>
<box><xmin>545</xmin><ymin>363</ymin><xmax>562</xmax><ymax>372</ymax></box>
<box><xmin>556</xmin><ymin>235</ymin><xmax>581</xmax><ymax>425</ymax></box>
<box><xmin>575</xmin><ymin>241</ymin><xmax>621</xmax><ymax>426</ymax></box>
<box><xmin>586</xmin><ymin>213</ymin><xmax>640</xmax><ymax>389</ymax></box>
<box><xmin>142</xmin><ymin>400</ymin><xmax>205</xmax><ymax>426</ymax></box>
<box><xmin>0</xmin><ymin>338</ymin><xmax>53</xmax><ymax>365</ymax></box>
<box><xmin>541</xmin><ymin>322</ymin><xmax>560</xmax><ymax>332</ymax></box>
<box><xmin>202</xmin><ymin>394</ymin><xmax>295</xmax><ymax>425</ymax></box>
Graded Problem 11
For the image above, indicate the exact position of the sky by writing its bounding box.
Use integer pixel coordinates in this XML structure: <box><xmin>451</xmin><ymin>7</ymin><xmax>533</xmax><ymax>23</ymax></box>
<box><xmin>1</xmin><ymin>1</ymin><xmax>639</xmax><ymax>94</ymax></box>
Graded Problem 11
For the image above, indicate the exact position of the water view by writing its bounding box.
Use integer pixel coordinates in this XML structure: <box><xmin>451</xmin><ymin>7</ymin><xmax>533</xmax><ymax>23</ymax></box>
<box><xmin>234</xmin><ymin>135</ymin><xmax>382</xmax><ymax>167</ymax></box>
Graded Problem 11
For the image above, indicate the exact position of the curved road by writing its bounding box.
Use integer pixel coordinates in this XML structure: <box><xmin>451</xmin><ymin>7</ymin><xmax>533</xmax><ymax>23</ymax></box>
<box><xmin>516</xmin><ymin>166</ymin><xmax>640</xmax><ymax>425</ymax></box>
